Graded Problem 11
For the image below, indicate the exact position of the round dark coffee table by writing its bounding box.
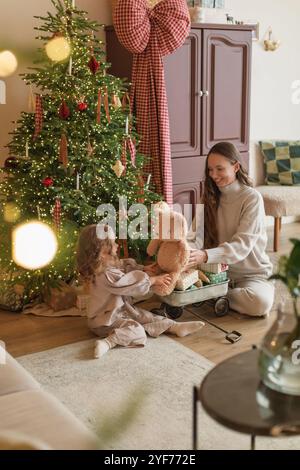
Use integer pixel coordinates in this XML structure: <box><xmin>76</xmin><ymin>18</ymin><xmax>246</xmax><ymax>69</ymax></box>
<box><xmin>193</xmin><ymin>348</ymin><xmax>300</xmax><ymax>450</ymax></box>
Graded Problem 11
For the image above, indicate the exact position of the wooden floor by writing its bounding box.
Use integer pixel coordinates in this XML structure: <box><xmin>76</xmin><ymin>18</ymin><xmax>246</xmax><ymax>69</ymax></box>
<box><xmin>1</xmin><ymin>222</ymin><xmax>300</xmax><ymax>363</ymax></box>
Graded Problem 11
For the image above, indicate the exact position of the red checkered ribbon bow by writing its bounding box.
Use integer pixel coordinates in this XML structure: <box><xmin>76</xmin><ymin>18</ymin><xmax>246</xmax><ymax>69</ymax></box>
<box><xmin>114</xmin><ymin>0</ymin><xmax>190</xmax><ymax>204</ymax></box>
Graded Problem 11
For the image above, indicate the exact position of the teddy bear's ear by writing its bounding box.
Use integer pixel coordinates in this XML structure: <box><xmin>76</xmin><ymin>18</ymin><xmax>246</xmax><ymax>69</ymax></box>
<box><xmin>169</xmin><ymin>211</ymin><xmax>188</xmax><ymax>240</ymax></box>
<box><xmin>153</xmin><ymin>201</ymin><xmax>170</xmax><ymax>214</ymax></box>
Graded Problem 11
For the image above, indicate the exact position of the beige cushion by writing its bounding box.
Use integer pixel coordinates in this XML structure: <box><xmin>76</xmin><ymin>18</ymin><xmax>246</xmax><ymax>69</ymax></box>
<box><xmin>0</xmin><ymin>346</ymin><xmax>40</xmax><ymax>396</ymax></box>
<box><xmin>256</xmin><ymin>185</ymin><xmax>300</xmax><ymax>218</ymax></box>
<box><xmin>0</xmin><ymin>390</ymin><xmax>98</xmax><ymax>450</ymax></box>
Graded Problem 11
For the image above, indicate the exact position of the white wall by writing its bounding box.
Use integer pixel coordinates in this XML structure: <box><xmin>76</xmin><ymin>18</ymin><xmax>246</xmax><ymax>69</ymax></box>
<box><xmin>1</xmin><ymin>0</ymin><xmax>300</xmax><ymax>179</ymax></box>
<box><xmin>0</xmin><ymin>0</ymin><xmax>112</xmax><ymax>165</ymax></box>
<box><xmin>226</xmin><ymin>0</ymin><xmax>300</xmax><ymax>184</ymax></box>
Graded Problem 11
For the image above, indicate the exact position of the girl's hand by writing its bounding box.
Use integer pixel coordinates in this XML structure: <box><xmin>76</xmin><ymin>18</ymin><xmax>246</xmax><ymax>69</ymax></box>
<box><xmin>144</xmin><ymin>263</ymin><xmax>158</xmax><ymax>276</ymax></box>
<box><xmin>151</xmin><ymin>274</ymin><xmax>172</xmax><ymax>288</ymax></box>
<box><xmin>187</xmin><ymin>250</ymin><xmax>208</xmax><ymax>269</ymax></box>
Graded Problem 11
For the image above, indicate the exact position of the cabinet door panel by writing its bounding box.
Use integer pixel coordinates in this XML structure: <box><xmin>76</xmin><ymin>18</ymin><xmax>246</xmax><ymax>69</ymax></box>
<box><xmin>172</xmin><ymin>156</ymin><xmax>206</xmax><ymax>185</ymax></box>
<box><xmin>173</xmin><ymin>182</ymin><xmax>202</xmax><ymax>220</ymax></box>
<box><xmin>106</xmin><ymin>29</ymin><xmax>133</xmax><ymax>79</ymax></box>
<box><xmin>202</xmin><ymin>29</ymin><xmax>252</xmax><ymax>154</ymax></box>
<box><xmin>164</xmin><ymin>31</ymin><xmax>201</xmax><ymax>158</ymax></box>
<box><xmin>239</xmin><ymin>152</ymin><xmax>249</xmax><ymax>172</ymax></box>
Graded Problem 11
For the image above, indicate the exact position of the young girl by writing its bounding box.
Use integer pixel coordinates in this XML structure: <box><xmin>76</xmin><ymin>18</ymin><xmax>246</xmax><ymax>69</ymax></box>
<box><xmin>188</xmin><ymin>142</ymin><xmax>274</xmax><ymax>317</ymax></box>
<box><xmin>77</xmin><ymin>225</ymin><xmax>204</xmax><ymax>358</ymax></box>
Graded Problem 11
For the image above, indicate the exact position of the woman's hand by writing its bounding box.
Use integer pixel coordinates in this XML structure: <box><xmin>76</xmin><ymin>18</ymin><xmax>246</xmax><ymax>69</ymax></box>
<box><xmin>150</xmin><ymin>274</ymin><xmax>172</xmax><ymax>289</ymax></box>
<box><xmin>144</xmin><ymin>263</ymin><xmax>158</xmax><ymax>276</ymax></box>
<box><xmin>187</xmin><ymin>249</ymin><xmax>208</xmax><ymax>269</ymax></box>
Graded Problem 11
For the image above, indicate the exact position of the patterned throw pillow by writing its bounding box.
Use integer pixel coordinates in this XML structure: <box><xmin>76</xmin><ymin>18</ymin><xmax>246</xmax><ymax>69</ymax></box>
<box><xmin>259</xmin><ymin>141</ymin><xmax>300</xmax><ymax>185</ymax></box>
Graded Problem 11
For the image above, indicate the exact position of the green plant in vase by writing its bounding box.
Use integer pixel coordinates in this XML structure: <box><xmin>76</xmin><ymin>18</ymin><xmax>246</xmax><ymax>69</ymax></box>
<box><xmin>258</xmin><ymin>239</ymin><xmax>300</xmax><ymax>396</ymax></box>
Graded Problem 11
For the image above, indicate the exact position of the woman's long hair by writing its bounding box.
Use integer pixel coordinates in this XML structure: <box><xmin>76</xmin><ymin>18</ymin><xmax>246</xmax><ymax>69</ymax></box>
<box><xmin>203</xmin><ymin>142</ymin><xmax>252</xmax><ymax>249</ymax></box>
<box><xmin>77</xmin><ymin>225</ymin><xmax>118</xmax><ymax>283</ymax></box>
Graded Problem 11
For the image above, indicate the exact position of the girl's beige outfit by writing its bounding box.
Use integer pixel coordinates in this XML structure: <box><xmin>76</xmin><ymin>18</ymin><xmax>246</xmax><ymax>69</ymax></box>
<box><xmin>191</xmin><ymin>179</ymin><xmax>274</xmax><ymax>316</ymax></box>
<box><xmin>88</xmin><ymin>259</ymin><xmax>174</xmax><ymax>346</ymax></box>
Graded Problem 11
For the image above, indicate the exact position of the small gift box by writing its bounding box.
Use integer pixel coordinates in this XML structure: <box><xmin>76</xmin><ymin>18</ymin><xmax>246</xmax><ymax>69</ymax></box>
<box><xmin>0</xmin><ymin>271</ymin><xmax>25</xmax><ymax>312</ymax></box>
<box><xmin>176</xmin><ymin>269</ymin><xmax>199</xmax><ymax>291</ymax></box>
<box><xmin>203</xmin><ymin>271</ymin><xmax>228</xmax><ymax>284</ymax></box>
<box><xmin>44</xmin><ymin>282</ymin><xmax>77</xmax><ymax>312</ymax></box>
<box><xmin>76</xmin><ymin>294</ymin><xmax>90</xmax><ymax>315</ymax></box>
<box><xmin>199</xmin><ymin>263</ymin><xmax>228</xmax><ymax>274</ymax></box>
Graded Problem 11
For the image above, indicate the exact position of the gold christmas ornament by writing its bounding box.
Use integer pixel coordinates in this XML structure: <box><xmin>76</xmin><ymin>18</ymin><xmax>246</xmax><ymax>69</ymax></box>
<box><xmin>3</xmin><ymin>202</ymin><xmax>21</xmax><ymax>223</ymax></box>
<box><xmin>112</xmin><ymin>160</ymin><xmax>125</xmax><ymax>178</ymax></box>
<box><xmin>112</xmin><ymin>94</ymin><xmax>122</xmax><ymax>109</ymax></box>
<box><xmin>87</xmin><ymin>141</ymin><xmax>94</xmax><ymax>156</ymax></box>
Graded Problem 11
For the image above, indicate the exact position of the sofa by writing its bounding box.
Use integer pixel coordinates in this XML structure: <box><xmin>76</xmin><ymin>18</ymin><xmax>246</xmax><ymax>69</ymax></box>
<box><xmin>252</xmin><ymin>142</ymin><xmax>300</xmax><ymax>252</ymax></box>
<box><xmin>0</xmin><ymin>343</ymin><xmax>98</xmax><ymax>450</ymax></box>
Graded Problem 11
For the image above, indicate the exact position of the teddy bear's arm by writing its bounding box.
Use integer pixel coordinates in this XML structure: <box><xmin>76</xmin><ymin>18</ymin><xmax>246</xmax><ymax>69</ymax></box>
<box><xmin>147</xmin><ymin>239</ymin><xmax>161</xmax><ymax>257</ymax></box>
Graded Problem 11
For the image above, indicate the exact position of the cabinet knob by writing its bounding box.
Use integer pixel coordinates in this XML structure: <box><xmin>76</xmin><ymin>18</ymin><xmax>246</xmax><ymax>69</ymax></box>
<box><xmin>203</xmin><ymin>90</ymin><xmax>209</xmax><ymax>97</ymax></box>
<box><xmin>196</xmin><ymin>91</ymin><xmax>203</xmax><ymax>97</ymax></box>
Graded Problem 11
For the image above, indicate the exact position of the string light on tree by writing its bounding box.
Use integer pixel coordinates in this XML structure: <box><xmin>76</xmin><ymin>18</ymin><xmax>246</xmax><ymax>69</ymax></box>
<box><xmin>0</xmin><ymin>0</ymin><xmax>161</xmax><ymax>304</ymax></box>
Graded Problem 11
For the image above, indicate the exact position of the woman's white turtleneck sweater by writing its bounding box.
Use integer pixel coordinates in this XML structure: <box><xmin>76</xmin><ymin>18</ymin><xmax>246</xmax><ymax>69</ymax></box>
<box><xmin>205</xmin><ymin>179</ymin><xmax>273</xmax><ymax>281</ymax></box>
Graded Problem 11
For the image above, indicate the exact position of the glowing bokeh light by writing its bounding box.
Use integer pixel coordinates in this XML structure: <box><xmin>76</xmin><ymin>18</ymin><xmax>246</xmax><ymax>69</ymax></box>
<box><xmin>45</xmin><ymin>36</ymin><xmax>71</xmax><ymax>62</ymax></box>
<box><xmin>0</xmin><ymin>50</ymin><xmax>18</xmax><ymax>77</ymax></box>
<box><xmin>12</xmin><ymin>221</ymin><xmax>58</xmax><ymax>270</ymax></box>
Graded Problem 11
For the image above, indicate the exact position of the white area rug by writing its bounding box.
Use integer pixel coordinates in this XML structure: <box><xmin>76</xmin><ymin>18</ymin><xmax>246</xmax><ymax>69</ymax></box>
<box><xmin>18</xmin><ymin>337</ymin><xmax>300</xmax><ymax>450</ymax></box>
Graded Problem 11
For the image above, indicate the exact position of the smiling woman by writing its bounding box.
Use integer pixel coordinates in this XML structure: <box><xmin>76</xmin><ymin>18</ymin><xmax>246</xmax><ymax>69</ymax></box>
<box><xmin>188</xmin><ymin>141</ymin><xmax>275</xmax><ymax>318</ymax></box>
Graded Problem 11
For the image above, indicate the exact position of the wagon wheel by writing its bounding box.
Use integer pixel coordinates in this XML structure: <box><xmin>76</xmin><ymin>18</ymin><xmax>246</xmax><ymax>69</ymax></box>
<box><xmin>214</xmin><ymin>297</ymin><xmax>229</xmax><ymax>317</ymax></box>
<box><xmin>165</xmin><ymin>304</ymin><xmax>184</xmax><ymax>319</ymax></box>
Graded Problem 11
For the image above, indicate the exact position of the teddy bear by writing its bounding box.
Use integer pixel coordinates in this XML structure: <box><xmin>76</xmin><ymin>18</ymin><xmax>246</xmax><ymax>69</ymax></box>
<box><xmin>146</xmin><ymin>206</ymin><xmax>190</xmax><ymax>296</ymax></box>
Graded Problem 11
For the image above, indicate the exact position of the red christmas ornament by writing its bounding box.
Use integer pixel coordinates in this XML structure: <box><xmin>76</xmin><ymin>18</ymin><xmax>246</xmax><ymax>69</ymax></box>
<box><xmin>88</xmin><ymin>56</ymin><xmax>100</xmax><ymax>74</ymax></box>
<box><xmin>42</xmin><ymin>177</ymin><xmax>54</xmax><ymax>188</ymax></box>
<box><xmin>59</xmin><ymin>100</ymin><xmax>70</xmax><ymax>120</ymax></box>
<box><xmin>77</xmin><ymin>102</ymin><xmax>88</xmax><ymax>111</ymax></box>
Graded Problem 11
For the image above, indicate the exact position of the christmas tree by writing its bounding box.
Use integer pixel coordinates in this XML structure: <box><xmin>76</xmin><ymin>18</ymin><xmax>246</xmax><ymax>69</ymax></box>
<box><xmin>0</xmin><ymin>0</ymin><xmax>160</xmax><ymax>309</ymax></box>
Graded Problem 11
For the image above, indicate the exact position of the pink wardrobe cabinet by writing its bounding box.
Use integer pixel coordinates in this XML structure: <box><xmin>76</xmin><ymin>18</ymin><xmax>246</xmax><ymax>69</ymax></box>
<box><xmin>106</xmin><ymin>23</ymin><xmax>253</xmax><ymax>213</ymax></box>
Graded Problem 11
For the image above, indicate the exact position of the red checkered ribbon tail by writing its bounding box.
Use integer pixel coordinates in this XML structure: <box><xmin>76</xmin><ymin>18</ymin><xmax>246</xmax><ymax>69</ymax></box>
<box><xmin>96</xmin><ymin>89</ymin><xmax>101</xmax><ymax>124</ymax></box>
<box><xmin>104</xmin><ymin>87</ymin><xmax>111</xmax><ymax>123</ymax></box>
<box><xmin>137</xmin><ymin>173</ymin><xmax>145</xmax><ymax>203</ymax></box>
<box><xmin>114</xmin><ymin>0</ymin><xmax>190</xmax><ymax>205</ymax></box>
<box><xmin>127</xmin><ymin>137</ymin><xmax>136</xmax><ymax>166</ymax></box>
<box><xmin>59</xmin><ymin>134</ymin><xmax>68</xmax><ymax>168</ymax></box>
<box><xmin>33</xmin><ymin>95</ymin><xmax>43</xmax><ymax>140</ymax></box>
<box><xmin>121</xmin><ymin>139</ymin><xmax>127</xmax><ymax>175</ymax></box>
<box><xmin>53</xmin><ymin>198</ymin><xmax>61</xmax><ymax>231</ymax></box>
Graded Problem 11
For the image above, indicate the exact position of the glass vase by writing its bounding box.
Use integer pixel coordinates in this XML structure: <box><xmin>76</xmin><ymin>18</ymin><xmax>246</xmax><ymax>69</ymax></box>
<box><xmin>258</xmin><ymin>298</ymin><xmax>300</xmax><ymax>396</ymax></box>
